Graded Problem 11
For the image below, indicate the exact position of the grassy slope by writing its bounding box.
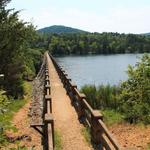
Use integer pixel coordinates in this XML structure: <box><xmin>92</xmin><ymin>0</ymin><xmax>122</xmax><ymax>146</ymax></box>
<box><xmin>0</xmin><ymin>81</ymin><xmax>31</xmax><ymax>146</ymax></box>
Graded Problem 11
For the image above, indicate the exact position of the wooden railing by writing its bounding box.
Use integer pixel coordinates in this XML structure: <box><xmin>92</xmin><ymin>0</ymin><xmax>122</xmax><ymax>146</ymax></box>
<box><xmin>49</xmin><ymin>53</ymin><xmax>120</xmax><ymax>150</ymax></box>
<box><xmin>30</xmin><ymin>53</ymin><xmax>54</xmax><ymax>150</ymax></box>
<box><xmin>44</xmin><ymin>56</ymin><xmax>54</xmax><ymax>150</ymax></box>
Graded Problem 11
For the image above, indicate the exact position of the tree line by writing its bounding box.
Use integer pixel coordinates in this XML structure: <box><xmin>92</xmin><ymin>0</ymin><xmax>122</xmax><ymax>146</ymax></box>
<box><xmin>0</xmin><ymin>1</ymin><xmax>44</xmax><ymax>145</ymax></box>
<box><xmin>0</xmin><ymin>0</ymin><xmax>43</xmax><ymax>98</ymax></box>
<box><xmin>36</xmin><ymin>32</ymin><xmax>150</xmax><ymax>55</ymax></box>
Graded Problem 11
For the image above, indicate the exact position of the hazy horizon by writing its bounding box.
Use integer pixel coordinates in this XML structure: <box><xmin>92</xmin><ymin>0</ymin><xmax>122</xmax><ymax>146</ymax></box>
<box><xmin>7</xmin><ymin>0</ymin><xmax>150</xmax><ymax>34</ymax></box>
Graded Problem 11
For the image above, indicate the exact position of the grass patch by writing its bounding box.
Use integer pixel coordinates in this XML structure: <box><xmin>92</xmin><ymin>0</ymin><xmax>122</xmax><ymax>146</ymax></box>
<box><xmin>9</xmin><ymin>145</ymin><xmax>35</xmax><ymax>150</ymax></box>
<box><xmin>0</xmin><ymin>82</ymin><xmax>32</xmax><ymax>146</ymax></box>
<box><xmin>0</xmin><ymin>98</ymin><xmax>28</xmax><ymax>146</ymax></box>
<box><xmin>23</xmin><ymin>81</ymin><xmax>32</xmax><ymax>98</ymax></box>
<box><xmin>101</xmin><ymin>109</ymin><xmax>124</xmax><ymax>125</ymax></box>
<box><xmin>81</xmin><ymin>127</ymin><xmax>91</xmax><ymax>145</ymax></box>
<box><xmin>146</xmin><ymin>143</ymin><xmax>150</xmax><ymax>150</ymax></box>
<box><xmin>0</xmin><ymin>98</ymin><xmax>27</xmax><ymax>125</ymax></box>
<box><xmin>54</xmin><ymin>130</ymin><xmax>62</xmax><ymax>150</ymax></box>
<box><xmin>0</xmin><ymin>99</ymin><xmax>28</xmax><ymax>146</ymax></box>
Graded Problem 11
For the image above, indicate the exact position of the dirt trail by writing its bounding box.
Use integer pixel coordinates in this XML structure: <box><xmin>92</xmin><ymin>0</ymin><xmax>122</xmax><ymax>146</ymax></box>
<box><xmin>47</xmin><ymin>54</ymin><xmax>92</xmax><ymax>150</ymax></box>
<box><xmin>109</xmin><ymin>123</ymin><xmax>150</xmax><ymax>150</ymax></box>
<box><xmin>5</xmin><ymin>101</ymin><xmax>42</xmax><ymax>150</ymax></box>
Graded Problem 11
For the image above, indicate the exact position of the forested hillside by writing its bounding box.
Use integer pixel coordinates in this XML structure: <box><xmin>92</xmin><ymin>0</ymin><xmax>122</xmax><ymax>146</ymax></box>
<box><xmin>36</xmin><ymin>32</ymin><xmax>150</xmax><ymax>55</ymax></box>
<box><xmin>143</xmin><ymin>33</ymin><xmax>150</xmax><ymax>36</ymax></box>
<box><xmin>38</xmin><ymin>25</ymin><xmax>87</xmax><ymax>34</ymax></box>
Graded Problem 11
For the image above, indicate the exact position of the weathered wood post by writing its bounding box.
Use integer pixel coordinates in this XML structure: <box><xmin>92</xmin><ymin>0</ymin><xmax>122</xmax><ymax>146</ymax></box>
<box><xmin>45</xmin><ymin>84</ymin><xmax>51</xmax><ymax>95</ymax></box>
<box><xmin>44</xmin><ymin>113</ymin><xmax>54</xmax><ymax>150</ymax></box>
<box><xmin>45</xmin><ymin>70</ymin><xmax>50</xmax><ymax>85</ymax></box>
<box><xmin>78</xmin><ymin>93</ymin><xmax>86</xmax><ymax>123</ymax></box>
<box><xmin>59</xmin><ymin>67</ymin><xmax>63</xmax><ymax>76</ymax></box>
<box><xmin>45</xmin><ymin>76</ymin><xmax>50</xmax><ymax>85</ymax></box>
<box><xmin>63</xmin><ymin>73</ymin><xmax>67</xmax><ymax>88</ymax></box>
<box><xmin>61</xmin><ymin>70</ymin><xmax>66</xmax><ymax>84</ymax></box>
<box><xmin>70</xmin><ymin>84</ymin><xmax>77</xmax><ymax>104</ymax></box>
<box><xmin>91</xmin><ymin>110</ymin><xmax>103</xmax><ymax>144</ymax></box>
<box><xmin>65</xmin><ymin>78</ymin><xmax>71</xmax><ymax>93</ymax></box>
<box><xmin>45</xmin><ymin>95</ymin><xmax>52</xmax><ymax>113</ymax></box>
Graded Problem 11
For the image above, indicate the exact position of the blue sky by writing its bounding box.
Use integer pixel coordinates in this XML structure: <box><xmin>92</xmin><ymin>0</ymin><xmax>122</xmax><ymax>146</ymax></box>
<box><xmin>8</xmin><ymin>0</ymin><xmax>150</xmax><ymax>33</ymax></box>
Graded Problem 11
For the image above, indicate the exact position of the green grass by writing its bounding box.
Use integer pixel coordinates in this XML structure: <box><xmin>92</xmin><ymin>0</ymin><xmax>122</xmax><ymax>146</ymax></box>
<box><xmin>146</xmin><ymin>143</ymin><xmax>150</xmax><ymax>150</ymax></box>
<box><xmin>0</xmin><ymin>99</ymin><xmax>27</xmax><ymax>146</ymax></box>
<box><xmin>0</xmin><ymin>82</ymin><xmax>31</xmax><ymax>146</ymax></box>
<box><xmin>81</xmin><ymin>127</ymin><xmax>91</xmax><ymax>145</ymax></box>
<box><xmin>0</xmin><ymin>98</ymin><xmax>27</xmax><ymax>123</ymax></box>
<box><xmin>22</xmin><ymin>81</ymin><xmax>32</xmax><ymax>97</ymax></box>
<box><xmin>9</xmin><ymin>146</ymin><xmax>35</xmax><ymax>150</ymax></box>
<box><xmin>54</xmin><ymin>130</ymin><xmax>62</xmax><ymax>150</ymax></box>
<box><xmin>101</xmin><ymin>109</ymin><xmax>124</xmax><ymax>125</ymax></box>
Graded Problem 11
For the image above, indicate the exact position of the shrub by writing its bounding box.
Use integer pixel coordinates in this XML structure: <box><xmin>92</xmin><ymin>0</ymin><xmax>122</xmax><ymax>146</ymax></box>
<box><xmin>80</xmin><ymin>84</ymin><xmax>121</xmax><ymax>110</ymax></box>
<box><xmin>119</xmin><ymin>54</ymin><xmax>150</xmax><ymax>124</ymax></box>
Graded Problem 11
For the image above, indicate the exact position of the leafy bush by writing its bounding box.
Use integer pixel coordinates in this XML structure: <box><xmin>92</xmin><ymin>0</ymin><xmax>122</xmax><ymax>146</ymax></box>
<box><xmin>120</xmin><ymin>54</ymin><xmax>150</xmax><ymax>124</ymax></box>
<box><xmin>0</xmin><ymin>90</ymin><xmax>10</xmax><ymax>114</ymax></box>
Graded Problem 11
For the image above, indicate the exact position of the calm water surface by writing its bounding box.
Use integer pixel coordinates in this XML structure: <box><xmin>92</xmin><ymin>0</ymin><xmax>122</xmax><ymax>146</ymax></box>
<box><xmin>56</xmin><ymin>54</ymin><xmax>142</xmax><ymax>88</ymax></box>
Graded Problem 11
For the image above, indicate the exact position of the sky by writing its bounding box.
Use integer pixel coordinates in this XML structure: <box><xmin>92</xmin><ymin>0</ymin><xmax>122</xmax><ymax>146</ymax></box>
<box><xmin>7</xmin><ymin>0</ymin><xmax>150</xmax><ymax>34</ymax></box>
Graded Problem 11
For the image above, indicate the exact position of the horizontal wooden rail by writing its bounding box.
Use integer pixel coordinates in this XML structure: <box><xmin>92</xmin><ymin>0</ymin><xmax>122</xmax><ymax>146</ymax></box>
<box><xmin>31</xmin><ymin>53</ymin><xmax>54</xmax><ymax>150</ymax></box>
<box><xmin>49</xmin><ymin>53</ymin><xmax>120</xmax><ymax>150</ymax></box>
<box><xmin>44</xmin><ymin>56</ymin><xmax>54</xmax><ymax>150</ymax></box>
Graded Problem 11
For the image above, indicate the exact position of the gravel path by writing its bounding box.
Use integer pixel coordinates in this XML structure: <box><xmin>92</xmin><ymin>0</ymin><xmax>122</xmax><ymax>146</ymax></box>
<box><xmin>47</xmin><ymin>54</ymin><xmax>92</xmax><ymax>150</ymax></box>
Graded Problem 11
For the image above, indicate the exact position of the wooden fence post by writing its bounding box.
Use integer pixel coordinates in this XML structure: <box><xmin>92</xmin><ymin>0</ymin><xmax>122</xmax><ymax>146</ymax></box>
<box><xmin>65</xmin><ymin>78</ymin><xmax>71</xmax><ymax>93</ymax></box>
<box><xmin>78</xmin><ymin>93</ymin><xmax>86</xmax><ymax>123</ymax></box>
<box><xmin>44</xmin><ymin>113</ymin><xmax>54</xmax><ymax>150</ymax></box>
<box><xmin>70</xmin><ymin>84</ymin><xmax>77</xmax><ymax>103</ymax></box>
<box><xmin>91</xmin><ymin>110</ymin><xmax>103</xmax><ymax>144</ymax></box>
<box><xmin>45</xmin><ymin>95</ymin><xmax>52</xmax><ymax>113</ymax></box>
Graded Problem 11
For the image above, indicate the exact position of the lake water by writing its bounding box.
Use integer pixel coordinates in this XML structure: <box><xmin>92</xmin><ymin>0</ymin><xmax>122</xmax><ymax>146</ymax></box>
<box><xmin>56</xmin><ymin>54</ymin><xmax>142</xmax><ymax>88</ymax></box>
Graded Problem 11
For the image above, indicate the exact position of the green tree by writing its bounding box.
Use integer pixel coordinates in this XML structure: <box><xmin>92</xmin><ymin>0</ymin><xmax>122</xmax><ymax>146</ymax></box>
<box><xmin>0</xmin><ymin>0</ymin><xmax>39</xmax><ymax>98</ymax></box>
<box><xmin>120</xmin><ymin>54</ymin><xmax>150</xmax><ymax>124</ymax></box>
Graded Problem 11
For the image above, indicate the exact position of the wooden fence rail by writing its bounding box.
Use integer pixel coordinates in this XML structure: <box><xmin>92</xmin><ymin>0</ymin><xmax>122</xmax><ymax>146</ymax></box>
<box><xmin>43</xmin><ymin>56</ymin><xmax>54</xmax><ymax>150</ymax></box>
<box><xmin>49</xmin><ymin>53</ymin><xmax>120</xmax><ymax>150</ymax></box>
<box><xmin>31</xmin><ymin>54</ymin><xmax>54</xmax><ymax>150</ymax></box>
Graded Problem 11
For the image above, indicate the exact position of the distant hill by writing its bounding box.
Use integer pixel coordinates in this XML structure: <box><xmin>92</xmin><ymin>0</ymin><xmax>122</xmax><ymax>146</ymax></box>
<box><xmin>142</xmin><ymin>33</ymin><xmax>150</xmax><ymax>36</ymax></box>
<box><xmin>38</xmin><ymin>25</ymin><xmax>88</xmax><ymax>34</ymax></box>
<box><xmin>144</xmin><ymin>33</ymin><xmax>150</xmax><ymax>35</ymax></box>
